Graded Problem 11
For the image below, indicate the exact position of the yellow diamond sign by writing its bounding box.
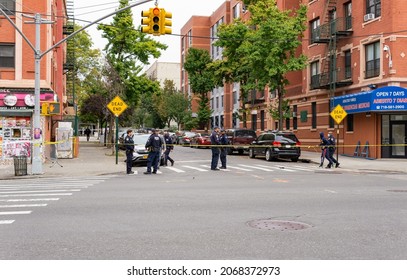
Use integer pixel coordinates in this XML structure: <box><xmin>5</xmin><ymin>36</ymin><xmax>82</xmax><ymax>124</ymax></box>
<box><xmin>107</xmin><ymin>96</ymin><xmax>128</xmax><ymax>117</ymax></box>
<box><xmin>330</xmin><ymin>104</ymin><xmax>348</xmax><ymax>124</ymax></box>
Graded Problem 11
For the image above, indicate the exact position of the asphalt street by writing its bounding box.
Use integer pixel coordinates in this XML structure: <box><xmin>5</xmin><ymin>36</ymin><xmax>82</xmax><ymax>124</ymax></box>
<box><xmin>1</xmin><ymin>146</ymin><xmax>407</xmax><ymax>259</ymax></box>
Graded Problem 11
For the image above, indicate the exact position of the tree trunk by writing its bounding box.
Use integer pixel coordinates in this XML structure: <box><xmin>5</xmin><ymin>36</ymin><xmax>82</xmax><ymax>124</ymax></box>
<box><xmin>278</xmin><ymin>85</ymin><xmax>283</xmax><ymax>131</ymax></box>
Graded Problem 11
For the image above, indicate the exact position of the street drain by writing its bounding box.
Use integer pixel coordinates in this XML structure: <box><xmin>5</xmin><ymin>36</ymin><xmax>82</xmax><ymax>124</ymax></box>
<box><xmin>247</xmin><ymin>219</ymin><xmax>312</xmax><ymax>231</ymax></box>
<box><xmin>387</xmin><ymin>190</ymin><xmax>407</xmax><ymax>193</ymax></box>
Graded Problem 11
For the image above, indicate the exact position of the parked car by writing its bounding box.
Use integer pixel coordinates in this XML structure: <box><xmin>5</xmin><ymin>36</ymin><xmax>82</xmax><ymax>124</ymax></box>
<box><xmin>225</xmin><ymin>128</ymin><xmax>257</xmax><ymax>154</ymax></box>
<box><xmin>124</xmin><ymin>134</ymin><xmax>165</xmax><ymax>166</ymax></box>
<box><xmin>178</xmin><ymin>131</ymin><xmax>195</xmax><ymax>146</ymax></box>
<box><xmin>190</xmin><ymin>133</ymin><xmax>211</xmax><ymax>148</ymax></box>
<box><xmin>248</xmin><ymin>131</ymin><xmax>301</xmax><ymax>162</ymax></box>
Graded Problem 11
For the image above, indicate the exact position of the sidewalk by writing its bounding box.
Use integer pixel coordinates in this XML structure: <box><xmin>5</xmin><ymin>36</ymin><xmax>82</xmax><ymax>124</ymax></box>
<box><xmin>1</xmin><ymin>138</ymin><xmax>406</xmax><ymax>180</ymax></box>
<box><xmin>0</xmin><ymin>136</ymin><xmax>126</xmax><ymax>180</ymax></box>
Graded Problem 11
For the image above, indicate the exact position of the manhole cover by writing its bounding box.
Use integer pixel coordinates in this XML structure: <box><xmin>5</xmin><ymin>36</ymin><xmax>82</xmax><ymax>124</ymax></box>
<box><xmin>387</xmin><ymin>190</ymin><xmax>407</xmax><ymax>193</ymax></box>
<box><xmin>247</xmin><ymin>219</ymin><xmax>312</xmax><ymax>231</ymax></box>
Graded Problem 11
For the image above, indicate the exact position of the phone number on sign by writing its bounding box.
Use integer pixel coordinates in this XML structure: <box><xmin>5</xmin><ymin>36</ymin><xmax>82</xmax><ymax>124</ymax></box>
<box><xmin>220</xmin><ymin>266</ymin><xmax>280</xmax><ymax>276</ymax></box>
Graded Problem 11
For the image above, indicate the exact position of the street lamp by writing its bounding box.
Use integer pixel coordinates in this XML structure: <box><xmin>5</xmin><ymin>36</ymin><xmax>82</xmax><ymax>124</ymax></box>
<box><xmin>383</xmin><ymin>44</ymin><xmax>393</xmax><ymax>68</ymax></box>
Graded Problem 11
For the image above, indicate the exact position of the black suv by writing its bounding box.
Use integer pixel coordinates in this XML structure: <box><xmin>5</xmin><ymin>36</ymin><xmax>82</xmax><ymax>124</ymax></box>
<box><xmin>226</xmin><ymin>128</ymin><xmax>257</xmax><ymax>155</ymax></box>
<box><xmin>248</xmin><ymin>131</ymin><xmax>301</xmax><ymax>162</ymax></box>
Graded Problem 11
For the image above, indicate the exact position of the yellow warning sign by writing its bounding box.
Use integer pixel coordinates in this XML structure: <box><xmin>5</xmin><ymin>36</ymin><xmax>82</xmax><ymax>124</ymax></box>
<box><xmin>330</xmin><ymin>104</ymin><xmax>348</xmax><ymax>124</ymax></box>
<box><xmin>107</xmin><ymin>96</ymin><xmax>128</xmax><ymax>117</ymax></box>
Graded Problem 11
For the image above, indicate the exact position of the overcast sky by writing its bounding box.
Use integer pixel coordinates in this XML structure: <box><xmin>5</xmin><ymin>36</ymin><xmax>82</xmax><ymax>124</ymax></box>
<box><xmin>74</xmin><ymin>0</ymin><xmax>225</xmax><ymax>65</ymax></box>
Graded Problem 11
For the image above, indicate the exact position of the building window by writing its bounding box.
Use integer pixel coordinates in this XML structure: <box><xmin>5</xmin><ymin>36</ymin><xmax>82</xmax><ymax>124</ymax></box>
<box><xmin>0</xmin><ymin>44</ymin><xmax>15</xmax><ymax>68</ymax></box>
<box><xmin>344</xmin><ymin>50</ymin><xmax>352</xmax><ymax>79</ymax></box>
<box><xmin>309</xmin><ymin>18</ymin><xmax>320</xmax><ymax>44</ymax></box>
<box><xmin>0</xmin><ymin>0</ymin><xmax>15</xmax><ymax>15</ymax></box>
<box><xmin>233</xmin><ymin>3</ymin><xmax>240</xmax><ymax>19</ymax></box>
<box><xmin>365</xmin><ymin>41</ymin><xmax>380</xmax><ymax>79</ymax></box>
<box><xmin>260</xmin><ymin>110</ymin><xmax>265</xmax><ymax>131</ymax></box>
<box><xmin>251</xmin><ymin>114</ymin><xmax>257</xmax><ymax>131</ymax></box>
<box><xmin>187</xmin><ymin>30</ymin><xmax>192</xmax><ymax>46</ymax></box>
<box><xmin>310</xmin><ymin>61</ymin><xmax>320</xmax><ymax>89</ymax></box>
<box><xmin>293</xmin><ymin>105</ymin><xmax>298</xmax><ymax>130</ymax></box>
<box><xmin>233</xmin><ymin>90</ymin><xmax>238</xmax><ymax>104</ymax></box>
<box><xmin>346</xmin><ymin>114</ymin><xmax>354</xmax><ymax>132</ymax></box>
<box><xmin>366</xmin><ymin>0</ymin><xmax>381</xmax><ymax>18</ymax></box>
<box><xmin>312</xmin><ymin>102</ymin><xmax>317</xmax><ymax>129</ymax></box>
<box><xmin>285</xmin><ymin>118</ymin><xmax>290</xmax><ymax>130</ymax></box>
<box><xmin>344</xmin><ymin>2</ymin><xmax>352</xmax><ymax>29</ymax></box>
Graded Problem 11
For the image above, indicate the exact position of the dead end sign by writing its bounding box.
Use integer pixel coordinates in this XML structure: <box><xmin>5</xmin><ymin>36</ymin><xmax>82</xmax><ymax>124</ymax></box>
<box><xmin>107</xmin><ymin>96</ymin><xmax>128</xmax><ymax>117</ymax></box>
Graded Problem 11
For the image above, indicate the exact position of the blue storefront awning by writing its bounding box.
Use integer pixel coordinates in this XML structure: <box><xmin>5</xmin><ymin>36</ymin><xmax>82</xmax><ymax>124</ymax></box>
<box><xmin>333</xmin><ymin>86</ymin><xmax>407</xmax><ymax>114</ymax></box>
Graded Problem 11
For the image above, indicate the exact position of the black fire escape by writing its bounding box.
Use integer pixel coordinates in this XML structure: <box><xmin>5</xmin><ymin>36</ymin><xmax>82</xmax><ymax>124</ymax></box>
<box><xmin>310</xmin><ymin>0</ymin><xmax>353</xmax><ymax>93</ymax></box>
<box><xmin>63</xmin><ymin>0</ymin><xmax>77</xmax><ymax>135</ymax></box>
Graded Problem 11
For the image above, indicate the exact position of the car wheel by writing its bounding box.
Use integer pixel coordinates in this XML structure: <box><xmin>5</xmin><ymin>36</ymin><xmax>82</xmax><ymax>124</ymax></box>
<box><xmin>265</xmin><ymin>149</ymin><xmax>273</xmax><ymax>161</ymax></box>
<box><xmin>291</xmin><ymin>157</ymin><xmax>299</xmax><ymax>162</ymax></box>
<box><xmin>249</xmin><ymin>148</ymin><xmax>255</xmax><ymax>158</ymax></box>
<box><xmin>238</xmin><ymin>149</ymin><xmax>244</xmax><ymax>155</ymax></box>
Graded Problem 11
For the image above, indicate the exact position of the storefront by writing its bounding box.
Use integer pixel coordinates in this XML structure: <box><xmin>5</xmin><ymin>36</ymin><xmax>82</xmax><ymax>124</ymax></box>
<box><xmin>0</xmin><ymin>89</ymin><xmax>55</xmax><ymax>163</ymax></box>
<box><xmin>333</xmin><ymin>86</ymin><xmax>407</xmax><ymax>159</ymax></box>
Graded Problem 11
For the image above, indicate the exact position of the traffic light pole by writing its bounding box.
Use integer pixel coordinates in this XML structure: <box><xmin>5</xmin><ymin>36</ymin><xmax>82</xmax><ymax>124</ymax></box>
<box><xmin>0</xmin><ymin>0</ymin><xmax>152</xmax><ymax>174</ymax></box>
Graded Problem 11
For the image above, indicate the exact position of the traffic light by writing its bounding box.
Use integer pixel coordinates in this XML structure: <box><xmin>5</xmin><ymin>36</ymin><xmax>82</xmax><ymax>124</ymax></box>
<box><xmin>160</xmin><ymin>9</ymin><xmax>172</xmax><ymax>35</ymax></box>
<box><xmin>140</xmin><ymin>9</ymin><xmax>152</xmax><ymax>33</ymax></box>
<box><xmin>151</xmin><ymin>7</ymin><xmax>161</xmax><ymax>35</ymax></box>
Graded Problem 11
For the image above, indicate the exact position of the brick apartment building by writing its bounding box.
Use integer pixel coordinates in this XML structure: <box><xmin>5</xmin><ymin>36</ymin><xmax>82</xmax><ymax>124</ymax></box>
<box><xmin>182</xmin><ymin>0</ymin><xmax>407</xmax><ymax>159</ymax></box>
<box><xmin>0</xmin><ymin>0</ymin><xmax>69</xmax><ymax>162</ymax></box>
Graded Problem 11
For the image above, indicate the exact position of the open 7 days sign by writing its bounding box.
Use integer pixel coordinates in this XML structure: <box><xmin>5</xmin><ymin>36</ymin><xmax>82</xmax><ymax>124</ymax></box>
<box><xmin>107</xmin><ymin>96</ymin><xmax>128</xmax><ymax>117</ymax></box>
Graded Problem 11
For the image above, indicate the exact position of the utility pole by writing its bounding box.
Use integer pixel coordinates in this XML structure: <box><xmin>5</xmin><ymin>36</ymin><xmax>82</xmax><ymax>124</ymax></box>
<box><xmin>0</xmin><ymin>0</ymin><xmax>152</xmax><ymax>174</ymax></box>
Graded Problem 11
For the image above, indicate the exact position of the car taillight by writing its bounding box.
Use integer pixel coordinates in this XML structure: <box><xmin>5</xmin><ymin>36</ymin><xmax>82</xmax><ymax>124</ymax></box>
<box><xmin>273</xmin><ymin>141</ymin><xmax>282</xmax><ymax>147</ymax></box>
<box><xmin>296</xmin><ymin>141</ymin><xmax>301</xmax><ymax>146</ymax></box>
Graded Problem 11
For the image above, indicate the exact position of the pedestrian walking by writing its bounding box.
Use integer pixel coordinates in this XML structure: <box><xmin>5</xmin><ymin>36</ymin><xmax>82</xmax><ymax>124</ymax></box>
<box><xmin>319</xmin><ymin>132</ymin><xmax>333</xmax><ymax>168</ymax></box>
<box><xmin>144</xmin><ymin>129</ymin><xmax>164</xmax><ymax>174</ymax></box>
<box><xmin>210</xmin><ymin>127</ymin><xmax>221</xmax><ymax>171</ymax></box>
<box><xmin>163</xmin><ymin>132</ymin><xmax>175</xmax><ymax>166</ymax></box>
<box><xmin>84</xmin><ymin>127</ymin><xmax>91</xmax><ymax>141</ymax></box>
<box><xmin>327</xmin><ymin>131</ymin><xmax>340</xmax><ymax>168</ymax></box>
<box><xmin>219</xmin><ymin>129</ymin><xmax>229</xmax><ymax>169</ymax></box>
<box><xmin>124</xmin><ymin>129</ymin><xmax>134</xmax><ymax>174</ymax></box>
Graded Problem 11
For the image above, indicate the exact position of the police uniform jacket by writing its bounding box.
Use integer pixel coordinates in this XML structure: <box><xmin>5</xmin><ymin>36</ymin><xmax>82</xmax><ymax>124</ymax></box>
<box><xmin>146</xmin><ymin>134</ymin><xmax>163</xmax><ymax>152</ymax></box>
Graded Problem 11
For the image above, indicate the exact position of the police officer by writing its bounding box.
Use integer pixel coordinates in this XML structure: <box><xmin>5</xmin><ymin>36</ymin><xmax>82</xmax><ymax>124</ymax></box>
<box><xmin>319</xmin><ymin>132</ymin><xmax>333</xmax><ymax>168</ymax></box>
<box><xmin>210</xmin><ymin>127</ymin><xmax>221</xmax><ymax>170</ymax></box>
<box><xmin>124</xmin><ymin>129</ymin><xmax>134</xmax><ymax>174</ymax></box>
<box><xmin>144</xmin><ymin>129</ymin><xmax>164</xmax><ymax>174</ymax></box>
<box><xmin>163</xmin><ymin>132</ymin><xmax>174</xmax><ymax>166</ymax></box>
<box><xmin>327</xmin><ymin>131</ymin><xmax>340</xmax><ymax>168</ymax></box>
<box><xmin>219</xmin><ymin>129</ymin><xmax>229</xmax><ymax>169</ymax></box>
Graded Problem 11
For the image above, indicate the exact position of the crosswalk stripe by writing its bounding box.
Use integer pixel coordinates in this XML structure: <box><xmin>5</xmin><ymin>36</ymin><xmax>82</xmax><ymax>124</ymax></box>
<box><xmin>256</xmin><ymin>164</ymin><xmax>296</xmax><ymax>172</ymax></box>
<box><xmin>239</xmin><ymin>164</ymin><xmax>274</xmax><ymax>171</ymax></box>
<box><xmin>0</xmin><ymin>220</ymin><xmax>15</xmax><ymax>225</ymax></box>
<box><xmin>0</xmin><ymin>193</ymin><xmax>73</xmax><ymax>197</ymax></box>
<box><xmin>184</xmin><ymin>165</ymin><xmax>209</xmax><ymax>172</ymax></box>
<box><xmin>165</xmin><ymin>166</ymin><xmax>186</xmax><ymax>173</ymax></box>
<box><xmin>291</xmin><ymin>165</ymin><xmax>314</xmax><ymax>172</ymax></box>
<box><xmin>0</xmin><ymin>189</ymin><xmax>81</xmax><ymax>194</ymax></box>
<box><xmin>0</xmin><ymin>204</ymin><xmax>47</xmax><ymax>208</ymax></box>
<box><xmin>0</xmin><ymin>211</ymin><xmax>32</xmax><ymax>215</ymax></box>
<box><xmin>226</xmin><ymin>165</ymin><xmax>252</xmax><ymax>171</ymax></box>
<box><xmin>0</xmin><ymin>198</ymin><xmax>60</xmax><ymax>202</ymax></box>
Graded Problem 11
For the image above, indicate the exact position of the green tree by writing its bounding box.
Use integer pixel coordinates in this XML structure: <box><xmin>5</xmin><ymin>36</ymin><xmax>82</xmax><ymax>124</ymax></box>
<box><xmin>245</xmin><ymin>0</ymin><xmax>307</xmax><ymax>130</ymax></box>
<box><xmin>184</xmin><ymin>48</ymin><xmax>217</xmax><ymax>130</ymax></box>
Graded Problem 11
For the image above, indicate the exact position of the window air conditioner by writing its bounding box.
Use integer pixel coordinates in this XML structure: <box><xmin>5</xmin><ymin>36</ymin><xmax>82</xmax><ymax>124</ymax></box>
<box><xmin>364</xmin><ymin>13</ymin><xmax>375</xmax><ymax>22</ymax></box>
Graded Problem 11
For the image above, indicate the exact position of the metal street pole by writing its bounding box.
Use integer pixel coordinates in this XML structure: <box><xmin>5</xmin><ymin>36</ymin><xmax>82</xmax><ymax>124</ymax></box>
<box><xmin>1</xmin><ymin>0</ymin><xmax>153</xmax><ymax>174</ymax></box>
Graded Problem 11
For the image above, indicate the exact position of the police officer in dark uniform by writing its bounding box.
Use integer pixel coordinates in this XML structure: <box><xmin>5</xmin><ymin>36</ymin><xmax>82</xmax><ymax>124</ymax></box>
<box><xmin>144</xmin><ymin>129</ymin><xmax>164</xmax><ymax>174</ymax></box>
<box><xmin>163</xmin><ymin>132</ymin><xmax>174</xmax><ymax>166</ymax></box>
<box><xmin>124</xmin><ymin>129</ymin><xmax>134</xmax><ymax>174</ymax></box>
<box><xmin>327</xmin><ymin>131</ymin><xmax>340</xmax><ymax>168</ymax></box>
<box><xmin>210</xmin><ymin>127</ymin><xmax>221</xmax><ymax>170</ymax></box>
<box><xmin>219</xmin><ymin>129</ymin><xmax>229</xmax><ymax>169</ymax></box>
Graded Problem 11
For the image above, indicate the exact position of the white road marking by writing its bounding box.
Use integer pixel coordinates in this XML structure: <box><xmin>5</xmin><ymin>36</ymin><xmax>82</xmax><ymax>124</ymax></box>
<box><xmin>0</xmin><ymin>189</ymin><xmax>81</xmax><ymax>194</ymax></box>
<box><xmin>226</xmin><ymin>165</ymin><xmax>253</xmax><ymax>171</ymax></box>
<box><xmin>0</xmin><ymin>198</ymin><xmax>59</xmax><ymax>202</ymax></box>
<box><xmin>183</xmin><ymin>165</ymin><xmax>208</xmax><ymax>172</ymax></box>
<box><xmin>165</xmin><ymin>167</ymin><xmax>186</xmax><ymax>173</ymax></box>
<box><xmin>0</xmin><ymin>193</ymin><xmax>73</xmax><ymax>197</ymax></box>
<box><xmin>239</xmin><ymin>164</ymin><xmax>274</xmax><ymax>171</ymax></box>
<box><xmin>0</xmin><ymin>220</ymin><xmax>15</xmax><ymax>225</ymax></box>
<box><xmin>0</xmin><ymin>204</ymin><xmax>47</xmax><ymax>208</ymax></box>
<box><xmin>0</xmin><ymin>211</ymin><xmax>32</xmax><ymax>215</ymax></box>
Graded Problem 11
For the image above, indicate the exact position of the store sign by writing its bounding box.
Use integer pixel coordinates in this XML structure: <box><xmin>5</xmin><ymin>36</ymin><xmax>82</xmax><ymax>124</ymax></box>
<box><xmin>0</xmin><ymin>90</ymin><xmax>55</xmax><ymax>109</ymax></box>
<box><xmin>333</xmin><ymin>86</ymin><xmax>407</xmax><ymax>114</ymax></box>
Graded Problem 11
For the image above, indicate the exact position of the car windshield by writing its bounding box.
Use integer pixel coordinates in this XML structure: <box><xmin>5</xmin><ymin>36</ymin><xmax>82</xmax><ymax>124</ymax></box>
<box><xmin>277</xmin><ymin>133</ymin><xmax>299</xmax><ymax>142</ymax></box>
<box><xmin>133</xmin><ymin>134</ymin><xmax>150</xmax><ymax>145</ymax></box>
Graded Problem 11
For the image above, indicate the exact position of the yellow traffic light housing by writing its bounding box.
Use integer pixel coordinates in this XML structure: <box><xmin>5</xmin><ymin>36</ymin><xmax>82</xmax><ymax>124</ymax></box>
<box><xmin>151</xmin><ymin>7</ymin><xmax>161</xmax><ymax>35</ymax></box>
<box><xmin>141</xmin><ymin>9</ymin><xmax>152</xmax><ymax>33</ymax></box>
<box><xmin>160</xmin><ymin>9</ymin><xmax>172</xmax><ymax>35</ymax></box>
